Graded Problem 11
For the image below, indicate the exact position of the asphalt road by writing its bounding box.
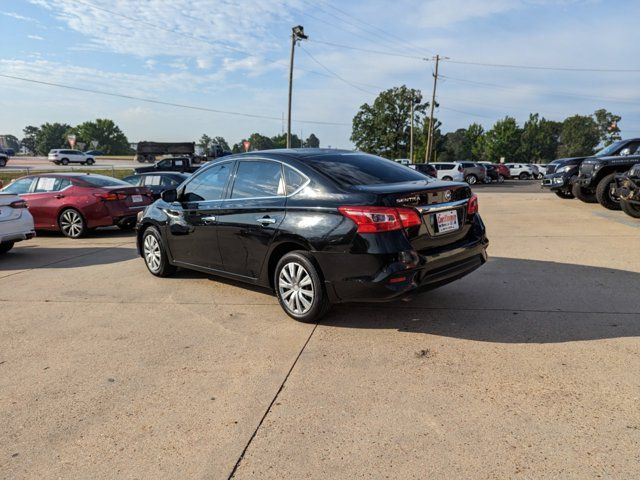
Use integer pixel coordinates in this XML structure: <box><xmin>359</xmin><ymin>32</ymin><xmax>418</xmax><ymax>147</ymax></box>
<box><xmin>1</xmin><ymin>186</ymin><xmax>639</xmax><ymax>479</ymax></box>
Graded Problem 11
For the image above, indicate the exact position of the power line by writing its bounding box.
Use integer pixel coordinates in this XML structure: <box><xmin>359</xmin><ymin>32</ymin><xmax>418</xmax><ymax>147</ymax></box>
<box><xmin>440</xmin><ymin>74</ymin><xmax>640</xmax><ymax>106</ymax></box>
<box><xmin>298</xmin><ymin>45</ymin><xmax>378</xmax><ymax>94</ymax></box>
<box><xmin>438</xmin><ymin>106</ymin><xmax>492</xmax><ymax>119</ymax></box>
<box><xmin>0</xmin><ymin>73</ymin><xmax>350</xmax><ymax>126</ymax></box>
<box><xmin>443</xmin><ymin>58</ymin><xmax>640</xmax><ymax>73</ymax></box>
<box><xmin>309</xmin><ymin>39</ymin><xmax>428</xmax><ymax>60</ymax></box>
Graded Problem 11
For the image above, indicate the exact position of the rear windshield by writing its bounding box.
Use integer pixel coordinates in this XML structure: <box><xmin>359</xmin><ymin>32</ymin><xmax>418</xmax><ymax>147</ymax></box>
<box><xmin>305</xmin><ymin>153</ymin><xmax>427</xmax><ymax>186</ymax></box>
<box><xmin>75</xmin><ymin>175</ymin><xmax>129</xmax><ymax>187</ymax></box>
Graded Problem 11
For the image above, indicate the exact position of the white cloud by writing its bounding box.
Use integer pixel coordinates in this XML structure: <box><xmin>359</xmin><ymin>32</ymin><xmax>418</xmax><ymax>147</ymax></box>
<box><xmin>1</xmin><ymin>11</ymin><xmax>40</xmax><ymax>23</ymax></box>
<box><xmin>27</xmin><ymin>34</ymin><xmax>44</xmax><ymax>40</ymax></box>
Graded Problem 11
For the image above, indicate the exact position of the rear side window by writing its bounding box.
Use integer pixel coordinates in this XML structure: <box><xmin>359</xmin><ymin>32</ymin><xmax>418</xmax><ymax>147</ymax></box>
<box><xmin>306</xmin><ymin>153</ymin><xmax>425</xmax><ymax>187</ymax></box>
<box><xmin>284</xmin><ymin>166</ymin><xmax>308</xmax><ymax>195</ymax></box>
<box><xmin>123</xmin><ymin>176</ymin><xmax>142</xmax><ymax>186</ymax></box>
<box><xmin>2</xmin><ymin>177</ymin><xmax>34</xmax><ymax>194</ymax></box>
<box><xmin>183</xmin><ymin>162</ymin><xmax>232</xmax><ymax>202</ymax></box>
<box><xmin>231</xmin><ymin>161</ymin><xmax>284</xmax><ymax>199</ymax></box>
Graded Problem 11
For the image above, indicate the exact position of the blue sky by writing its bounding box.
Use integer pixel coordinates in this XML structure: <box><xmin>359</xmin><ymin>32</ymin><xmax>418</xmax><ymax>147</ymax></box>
<box><xmin>1</xmin><ymin>0</ymin><xmax>640</xmax><ymax>148</ymax></box>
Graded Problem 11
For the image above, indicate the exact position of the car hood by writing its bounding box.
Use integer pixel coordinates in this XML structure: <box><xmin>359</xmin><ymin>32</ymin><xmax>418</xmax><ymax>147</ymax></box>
<box><xmin>550</xmin><ymin>156</ymin><xmax>588</xmax><ymax>166</ymax></box>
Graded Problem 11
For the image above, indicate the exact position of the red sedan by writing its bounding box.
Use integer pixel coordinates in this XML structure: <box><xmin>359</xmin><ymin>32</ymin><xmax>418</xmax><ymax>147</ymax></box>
<box><xmin>0</xmin><ymin>173</ymin><xmax>154</xmax><ymax>238</ymax></box>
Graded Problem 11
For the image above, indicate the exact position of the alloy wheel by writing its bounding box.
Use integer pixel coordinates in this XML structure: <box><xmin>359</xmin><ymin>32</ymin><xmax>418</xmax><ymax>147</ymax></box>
<box><xmin>60</xmin><ymin>210</ymin><xmax>84</xmax><ymax>238</ymax></box>
<box><xmin>278</xmin><ymin>262</ymin><xmax>314</xmax><ymax>315</ymax></box>
<box><xmin>143</xmin><ymin>234</ymin><xmax>162</xmax><ymax>273</ymax></box>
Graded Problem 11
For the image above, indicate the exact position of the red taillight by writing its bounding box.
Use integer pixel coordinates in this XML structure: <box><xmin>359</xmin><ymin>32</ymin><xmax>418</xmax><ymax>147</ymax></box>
<box><xmin>338</xmin><ymin>206</ymin><xmax>421</xmax><ymax>233</ymax></box>
<box><xmin>467</xmin><ymin>194</ymin><xmax>478</xmax><ymax>215</ymax></box>
<box><xmin>9</xmin><ymin>200</ymin><xmax>28</xmax><ymax>209</ymax></box>
<box><xmin>94</xmin><ymin>192</ymin><xmax>127</xmax><ymax>201</ymax></box>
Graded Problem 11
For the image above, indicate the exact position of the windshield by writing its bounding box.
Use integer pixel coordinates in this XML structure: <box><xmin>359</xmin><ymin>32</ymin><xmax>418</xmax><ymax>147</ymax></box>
<box><xmin>305</xmin><ymin>153</ymin><xmax>427</xmax><ymax>187</ymax></box>
<box><xmin>595</xmin><ymin>140</ymin><xmax>625</xmax><ymax>157</ymax></box>
<box><xmin>76</xmin><ymin>175</ymin><xmax>129</xmax><ymax>187</ymax></box>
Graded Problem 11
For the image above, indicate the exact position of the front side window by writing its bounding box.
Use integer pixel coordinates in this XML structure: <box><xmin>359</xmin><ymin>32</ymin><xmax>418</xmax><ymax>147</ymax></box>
<box><xmin>123</xmin><ymin>176</ymin><xmax>142</xmax><ymax>186</ymax></box>
<box><xmin>183</xmin><ymin>162</ymin><xmax>232</xmax><ymax>202</ymax></box>
<box><xmin>174</xmin><ymin>159</ymin><xmax>185</xmax><ymax>167</ymax></box>
<box><xmin>231</xmin><ymin>161</ymin><xmax>284</xmax><ymax>199</ymax></box>
<box><xmin>2</xmin><ymin>177</ymin><xmax>34</xmax><ymax>194</ymax></box>
<box><xmin>157</xmin><ymin>159</ymin><xmax>171</xmax><ymax>168</ymax></box>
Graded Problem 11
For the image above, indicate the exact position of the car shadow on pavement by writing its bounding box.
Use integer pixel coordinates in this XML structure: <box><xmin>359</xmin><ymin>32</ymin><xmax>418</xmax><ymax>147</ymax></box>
<box><xmin>322</xmin><ymin>257</ymin><xmax>640</xmax><ymax>344</ymax></box>
<box><xmin>0</xmin><ymin>245</ymin><xmax>136</xmax><ymax>271</ymax></box>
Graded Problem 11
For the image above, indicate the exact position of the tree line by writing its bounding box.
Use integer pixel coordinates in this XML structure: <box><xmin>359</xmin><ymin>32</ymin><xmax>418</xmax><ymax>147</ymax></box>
<box><xmin>351</xmin><ymin>85</ymin><xmax>623</xmax><ymax>163</ymax></box>
<box><xmin>197</xmin><ymin>132</ymin><xmax>320</xmax><ymax>153</ymax></box>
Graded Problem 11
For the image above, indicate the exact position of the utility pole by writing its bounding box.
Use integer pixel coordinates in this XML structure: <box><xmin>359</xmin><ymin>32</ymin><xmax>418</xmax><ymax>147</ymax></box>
<box><xmin>425</xmin><ymin>54</ymin><xmax>440</xmax><ymax>164</ymax></box>
<box><xmin>287</xmin><ymin>25</ymin><xmax>308</xmax><ymax>149</ymax></box>
<box><xmin>409</xmin><ymin>100</ymin><xmax>414</xmax><ymax>163</ymax></box>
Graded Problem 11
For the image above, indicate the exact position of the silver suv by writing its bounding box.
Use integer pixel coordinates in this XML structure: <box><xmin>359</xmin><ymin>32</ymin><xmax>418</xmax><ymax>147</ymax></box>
<box><xmin>459</xmin><ymin>161</ymin><xmax>487</xmax><ymax>185</ymax></box>
<box><xmin>48</xmin><ymin>149</ymin><xmax>96</xmax><ymax>166</ymax></box>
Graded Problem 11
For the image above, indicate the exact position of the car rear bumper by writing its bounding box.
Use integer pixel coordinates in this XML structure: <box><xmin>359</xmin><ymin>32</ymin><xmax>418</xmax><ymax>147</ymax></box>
<box><xmin>319</xmin><ymin>225</ymin><xmax>489</xmax><ymax>304</ymax></box>
<box><xmin>0</xmin><ymin>229</ymin><xmax>36</xmax><ymax>244</ymax></box>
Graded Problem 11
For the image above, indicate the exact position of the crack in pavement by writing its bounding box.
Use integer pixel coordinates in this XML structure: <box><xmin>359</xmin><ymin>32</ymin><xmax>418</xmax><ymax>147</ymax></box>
<box><xmin>226</xmin><ymin>323</ymin><xmax>319</xmax><ymax>479</ymax></box>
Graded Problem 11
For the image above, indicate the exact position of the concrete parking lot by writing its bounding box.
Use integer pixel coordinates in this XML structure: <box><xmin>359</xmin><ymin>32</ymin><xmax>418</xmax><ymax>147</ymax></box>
<box><xmin>1</xmin><ymin>184</ymin><xmax>639</xmax><ymax>479</ymax></box>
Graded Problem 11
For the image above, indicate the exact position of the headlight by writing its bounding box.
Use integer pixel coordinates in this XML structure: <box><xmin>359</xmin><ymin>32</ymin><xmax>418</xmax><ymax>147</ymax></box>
<box><xmin>593</xmin><ymin>163</ymin><xmax>603</xmax><ymax>170</ymax></box>
<box><xmin>556</xmin><ymin>165</ymin><xmax>573</xmax><ymax>174</ymax></box>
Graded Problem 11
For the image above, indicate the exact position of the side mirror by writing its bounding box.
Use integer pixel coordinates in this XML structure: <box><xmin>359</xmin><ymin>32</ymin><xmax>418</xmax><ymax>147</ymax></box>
<box><xmin>161</xmin><ymin>188</ymin><xmax>178</xmax><ymax>202</ymax></box>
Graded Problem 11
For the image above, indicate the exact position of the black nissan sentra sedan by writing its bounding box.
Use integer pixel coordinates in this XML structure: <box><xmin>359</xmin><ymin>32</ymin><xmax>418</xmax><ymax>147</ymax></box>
<box><xmin>136</xmin><ymin>149</ymin><xmax>488</xmax><ymax>322</ymax></box>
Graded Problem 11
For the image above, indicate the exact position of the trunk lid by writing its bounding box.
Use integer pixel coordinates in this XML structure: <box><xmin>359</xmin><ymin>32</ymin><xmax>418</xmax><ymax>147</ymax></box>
<box><xmin>0</xmin><ymin>194</ymin><xmax>24</xmax><ymax>222</ymax></box>
<box><xmin>101</xmin><ymin>186</ymin><xmax>154</xmax><ymax>209</ymax></box>
<box><xmin>353</xmin><ymin>180</ymin><xmax>474</xmax><ymax>250</ymax></box>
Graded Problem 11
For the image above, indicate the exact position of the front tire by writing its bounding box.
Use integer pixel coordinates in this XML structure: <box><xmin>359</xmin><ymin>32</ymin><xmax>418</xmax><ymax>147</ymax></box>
<box><xmin>0</xmin><ymin>159</ymin><xmax>6</xmax><ymax>168</ymax></box>
<box><xmin>572</xmin><ymin>183</ymin><xmax>598</xmax><ymax>203</ymax></box>
<box><xmin>595</xmin><ymin>173</ymin><xmax>621</xmax><ymax>210</ymax></box>
<box><xmin>60</xmin><ymin>158</ymin><xmax>69</xmax><ymax>166</ymax></box>
<box><xmin>465</xmin><ymin>174</ymin><xmax>478</xmax><ymax>185</ymax></box>
<box><xmin>0</xmin><ymin>241</ymin><xmax>15</xmax><ymax>254</ymax></box>
<box><xmin>620</xmin><ymin>199</ymin><xmax>640</xmax><ymax>218</ymax></box>
<box><xmin>519</xmin><ymin>172</ymin><xmax>529</xmax><ymax>180</ymax></box>
<box><xmin>497</xmin><ymin>174</ymin><xmax>505</xmax><ymax>183</ymax></box>
<box><xmin>58</xmin><ymin>208</ymin><xmax>86</xmax><ymax>238</ymax></box>
<box><xmin>275</xmin><ymin>251</ymin><xmax>330</xmax><ymax>323</ymax></box>
<box><xmin>442</xmin><ymin>176</ymin><xmax>453</xmax><ymax>181</ymax></box>
<box><xmin>86</xmin><ymin>158</ymin><xmax>95</xmax><ymax>166</ymax></box>
<box><xmin>141</xmin><ymin>226</ymin><xmax>176</xmax><ymax>277</ymax></box>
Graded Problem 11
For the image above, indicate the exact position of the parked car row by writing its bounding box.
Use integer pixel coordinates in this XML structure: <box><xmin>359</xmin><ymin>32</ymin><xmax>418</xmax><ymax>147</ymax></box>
<box><xmin>2</xmin><ymin>149</ymin><xmax>489</xmax><ymax>323</ymax></box>
<box><xmin>407</xmin><ymin>160</ymin><xmax>543</xmax><ymax>185</ymax></box>
<box><xmin>542</xmin><ymin>138</ymin><xmax>640</xmax><ymax>219</ymax></box>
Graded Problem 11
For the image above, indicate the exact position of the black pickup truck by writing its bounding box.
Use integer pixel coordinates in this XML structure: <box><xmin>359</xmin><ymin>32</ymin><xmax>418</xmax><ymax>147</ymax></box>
<box><xmin>575</xmin><ymin>144</ymin><xmax>640</xmax><ymax>210</ymax></box>
<box><xmin>542</xmin><ymin>138</ymin><xmax>640</xmax><ymax>199</ymax></box>
<box><xmin>613</xmin><ymin>163</ymin><xmax>640</xmax><ymax>218</ymax></box>
<box><xmin>134</xmin><ymin>157</ymin><xmax>201</xmax><ymax>175</ymax></box>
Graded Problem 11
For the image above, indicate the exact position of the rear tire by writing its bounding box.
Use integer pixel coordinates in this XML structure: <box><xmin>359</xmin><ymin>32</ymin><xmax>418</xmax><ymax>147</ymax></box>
<box><xmin>117</xmin><ymin>219</ymin><xmax>136</xmax><ymax>231</ymax></box>
<box><xmin>497</xmin><ymin>174</ymin><xmax>504</xmax><ymax>183</ymax></box>
<box><xmin>141</xmin><ymin>226</ymin><xmax>176</xmax><ymax>277</ymax></box>
<box><xmin>519</xmin><ymin>172</ymin><xmax>529</xmax><ymax>180</ymax></box>
<box><xmin>0</xmin><ymin>241</ymin><xmax>15</xmax><ymax>254</ymax></box>
<box><xmin>0</xmin><ymin>159</ymin><xmax>6</xmax><ymax>168</ymax></box>
<box><xmin>86</xmin><ymin>158</ymin><xmax>95</xmax><ymax>166</ymax></box>
<box><xmin>620</xmin><ymin>199</ymin><xmax>640</xmax><ymax>218</ymax></box>
<box><xmin>58</xmin><ymin>208</ymin><xmax>86</xmax><ymax>238</ymax></box>
<box><xmin>442</xmin><ymin>176</ymin><xmax>453</xmax><ymax>181</ymax></box>
<box><xmin>465</xmin><ymin>174</ymin><xmax>478</xmax><ymax>185</ymax></box>
<box><xmin>572</xmin><ymin>183</ymin><xmax>598</xmax><ymax>203</ymax></box>
<box><xmin>595</xmin><ymin>173</ymin><xmax>621</xmax><ymax>210</ymax></box>
<box><xmin>554</xmin><ymin>189</ymin><xmax>575</xmax><ymax>199</ymax></box>
<box><xmin>275</xmin><ymin>251</ymin><xmax>330</xmax><ymax>323</ymax></box>
<box><xmin>61</xmin><ymin>158</ymin><xmax>69</xmax><ymax>166</ymax></box>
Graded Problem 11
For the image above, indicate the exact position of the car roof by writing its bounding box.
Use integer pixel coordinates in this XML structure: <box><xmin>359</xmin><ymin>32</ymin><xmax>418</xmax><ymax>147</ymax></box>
<box><xmin>133</xmin><ymin>171</ymin><xmax>189</xmax><ymax>176</ymax></box>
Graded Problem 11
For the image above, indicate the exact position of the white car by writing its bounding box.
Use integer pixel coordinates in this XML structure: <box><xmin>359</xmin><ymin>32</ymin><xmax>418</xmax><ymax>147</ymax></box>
<box><xmin>531</xmin><ymin>164</ymin><xmax>547</xmax><ymax>179</ymax></box>
<box><xmin>0</xmin><ymin>192</ymin><xmax>35</xmax><ymax>253</ymax></box>
<box><xmin>431</xmin><ymin>162</ymin><xmax>465</xmax><ymax>182</ymax></box>
<box><xmin>48</xmin><ymin>149</ymin><xmax>96</xmax><ymax>166</ymax></box>
<box><xmin>504</xmin><ymin>163</ymin><xmax>535</xmax><ymax>180</ymax></box>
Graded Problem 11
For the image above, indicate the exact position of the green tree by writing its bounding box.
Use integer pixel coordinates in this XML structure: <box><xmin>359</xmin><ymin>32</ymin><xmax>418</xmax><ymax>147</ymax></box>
<box><xmin>305</xmin><ymin>133</ymin><xmax>320</xmax><ymax>148</ymax></box>
<box><xmin>212</xmin><ymin>136</ymin><xmax>230</xmax><ymax>151</ymax></box>
<box><xmin>0</xmin><ymin>134</ymin><xmax>20</xmax><ymax>151</ymax></box>
<box><xmin>271</xmin><ymin>133</ymin><xmax>302</xmax><ymax>149</ymax></box>
<box><xmin>248</xmin><ymin>133</ymin><xmax>275</xmax><ymax>151</ymax></box>
<box><xmin>72</xmin><ymin>119</ymin><xmax>130</xmax><ymax>154</ymax></box>
<box><xmin>440</xmin><ymin>128</ymin><xmax>472</xmax><ymax>161</ymax></box>
<box><xmin>558</xmin><ymin>115</ymin><xmax>599</xmax><ymax>157</ymax></box>
<box><xmin>482</xmin><ymin>116</ymin><xmax>522</xmax><ymax>163</ymax></box>
<box><xmin>519</xmin><ymin>113</ymin><xmax>561</xmax><ymax>162</ymax></box>
<box><xmin>35</xmin><ymin>122</ymin><xmax>72</xmax><ymax>155</ymax></box>
<box><xmin>351</xmin><ymin>85</ymin><xmax>428</xmax><ymax>159</ymax></box>
<box><xmin>465</xmin><ymin>123</ymin><xmax>485</xmax><ymax>162</ymax></box>
<box><xmin>21</xmin><ymin>125</ymin><xmax>40</xmax><ymax>154</ymax></box>
<box><xmin>593</xmin><ymin>108</ymin><xmax>622</xmax><ymax>146</ymax></box>
<box><xmin>197</xmin><ymin>134</ymin><xmax>212</xmax><ymax>150</ymax></box>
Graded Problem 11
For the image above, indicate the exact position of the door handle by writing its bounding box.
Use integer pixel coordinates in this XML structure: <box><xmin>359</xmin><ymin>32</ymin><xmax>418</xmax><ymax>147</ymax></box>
<box><xmin>201</xmin><ymin>215</ymin><xmax>217</xmax><ymax>224</ymax></box>
<box><xmin>55</xmin><ymin>194</ymin><xmax>65</xmax><ymax>199</ymax></box>
<box><xmin>256</xmin><ymin>216</ymin><xmax>276</xmax><ymax>225</ymax></box>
